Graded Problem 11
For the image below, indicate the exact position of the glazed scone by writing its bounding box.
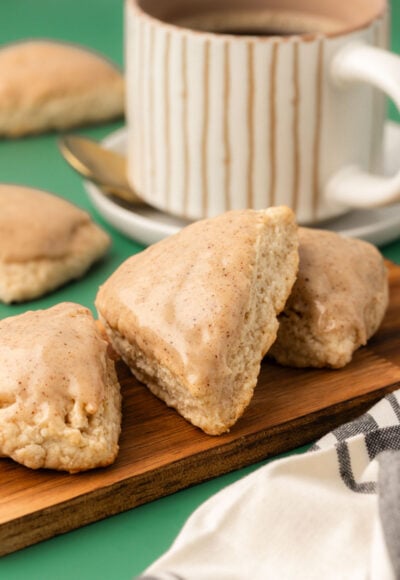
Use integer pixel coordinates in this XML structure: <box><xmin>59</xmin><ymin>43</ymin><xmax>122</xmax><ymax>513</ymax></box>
<box><xmin>0</xmin><ymin>302</ymin><xmax>121</xmax><ymax>472</ymax></box>
<box><xmin>96</xmin><ymin>207</ymin><xmax>299</xmax><ymax>435</ymax></box>
<box><xmin>269</xmin><ymin>228</ymin><xmax>389</xmax><ymax>369</ymax></box>
<box><xmin>0</xmin><ymin>184</ymin><xmax>110</xmax><ymax>303</ymax></box>
<box><xmin>0</xmin><ymin>40</ymin><xmax>124</xmax><ymax>137</ymax></box>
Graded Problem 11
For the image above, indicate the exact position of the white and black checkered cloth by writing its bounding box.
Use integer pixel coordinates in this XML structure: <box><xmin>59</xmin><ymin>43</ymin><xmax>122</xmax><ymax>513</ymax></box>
<box><xmin>138</xmin><ymin>390</ymin><xmax>400</xmax><ymax>580</ymax></box>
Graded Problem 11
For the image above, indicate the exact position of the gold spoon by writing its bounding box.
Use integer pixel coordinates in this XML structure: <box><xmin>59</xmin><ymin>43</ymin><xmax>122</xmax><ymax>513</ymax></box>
<box><xmin>58</xmin><ymin>135</ymin><xmax>143</xmax><ymax>205</ymax></box>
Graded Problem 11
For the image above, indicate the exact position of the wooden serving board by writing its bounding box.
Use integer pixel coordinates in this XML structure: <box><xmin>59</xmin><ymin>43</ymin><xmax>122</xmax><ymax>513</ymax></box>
<box><xmin>1</xmin><ymin>262</ymin><xmax>400</xmax><ymax>556</ymax></box>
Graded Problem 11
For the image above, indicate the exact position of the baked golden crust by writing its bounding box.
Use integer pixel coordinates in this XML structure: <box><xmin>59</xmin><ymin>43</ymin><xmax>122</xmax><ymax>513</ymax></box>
<box><xmin>96</xmin><ymin>207</ymin><xmax>299</xmax><ymax>434</ymax></box>
<box><xmin>269</xmin><ymin>228</ymin><xmax>389</xmax><ymax>368</ymax></box>
<box><xmin>0</xmin><ymin>40</ymin><xmax>124</xmax><ymax>136</ymax></box>
<box><xmin>0</xmin><ymin>184</ymin><xmax>110</xmax><ymax>303</ymax></box>
<box><xmin>0</xmin><ymin>303</ymin><xmax>121</xmax><ymax>472</ymax></box>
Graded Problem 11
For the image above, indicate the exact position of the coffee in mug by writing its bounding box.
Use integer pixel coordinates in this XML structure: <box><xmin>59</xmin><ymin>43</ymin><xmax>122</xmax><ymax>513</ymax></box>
<box><xmin>125</xmin><ymin>0</ymin><xmax>400</xmax><ymax>224</ymax></box>
<box><xmin>173</xmin><ymin>9</ymin><xmax>344</xmax><ymax>37</ymax></box>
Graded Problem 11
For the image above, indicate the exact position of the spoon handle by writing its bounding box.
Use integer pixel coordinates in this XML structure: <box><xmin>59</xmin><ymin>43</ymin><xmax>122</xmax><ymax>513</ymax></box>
<box><xmin>58</xmin><ymin>135</ymin><xmax>144</xmax><ymax>205</ymax></box>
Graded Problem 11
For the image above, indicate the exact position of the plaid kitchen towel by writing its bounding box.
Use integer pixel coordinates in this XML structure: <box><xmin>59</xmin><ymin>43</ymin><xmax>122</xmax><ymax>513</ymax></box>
<box><xmin>139</xmin><ymin>391</ymin><xmax>400</xmax><ymax>580</ymax></box>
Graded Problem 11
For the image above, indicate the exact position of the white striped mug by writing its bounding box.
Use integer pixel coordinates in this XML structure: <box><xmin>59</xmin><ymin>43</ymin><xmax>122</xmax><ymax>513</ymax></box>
<box><xmin>125</xmin><ymin>0</ymin><xmax>400</xmax><ymax>224</ymax></box>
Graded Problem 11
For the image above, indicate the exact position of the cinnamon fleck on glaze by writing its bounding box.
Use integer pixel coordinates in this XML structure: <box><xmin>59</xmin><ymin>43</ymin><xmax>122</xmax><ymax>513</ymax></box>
<box><xmin>96</xmin><ymin>207</ymin><xmax>298</xmax><ymax>434</ymax></box>
<box><xmin>0</xmin><ymin>184</ymin><xmax>90</xmax><ymax>263</ymax></box>
<box><xmin>0</xmin><ymin>303</ymin><xmax>121</xmax><ymax>472</ymax></box>
<box><xmin>269</xmin><ymin>227</ymin><xmax>388</xmax><ymax>368</ymax></box>
<box><xmin>97</xmin><ymin>210</ymin><xmax>285</xmax><ymax>394</ymax></box>
<box><xmin>0</xmin><ymin>304</ymin><xmax>104</xmax><ymax>410</ymax></box>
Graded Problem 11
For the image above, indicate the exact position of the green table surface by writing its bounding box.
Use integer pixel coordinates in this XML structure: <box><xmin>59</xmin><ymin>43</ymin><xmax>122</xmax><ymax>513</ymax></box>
<box><xmin>0</xmin><ymin>1</ymin><xmax>400</xmax><ymax>578</ymax></box>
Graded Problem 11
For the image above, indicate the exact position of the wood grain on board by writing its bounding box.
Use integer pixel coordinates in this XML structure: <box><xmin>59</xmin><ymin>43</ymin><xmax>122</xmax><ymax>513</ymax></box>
<box><xmin>1</xmin><ymin>261</ymin><xmax>400</xmax><ymax>556</ymax></box>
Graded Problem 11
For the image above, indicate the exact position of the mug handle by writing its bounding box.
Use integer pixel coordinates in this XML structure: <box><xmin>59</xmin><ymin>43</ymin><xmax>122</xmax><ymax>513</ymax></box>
<box><xmin>325</xmin><ymin>42</ymin><xmax>400</xmax><ymax>208</ymax></box>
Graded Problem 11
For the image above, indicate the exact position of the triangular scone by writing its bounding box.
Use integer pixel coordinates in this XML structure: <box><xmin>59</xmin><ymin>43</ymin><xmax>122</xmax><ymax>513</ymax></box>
<box><xmin>269</xmin><ymin>228</ymin><xmax>389</xmax><ymax>368</ymax></box>
<box><xmin>96</xmin><ymin>208</ymin><xmax>298</xmax><ymax>435</ymax></box>
<box><xmin>0</xmin><ymin>184</ymin><xmax>110</xmax><ymax>303</ymax></box>
<box><xmin>0</xmin><ymin>303</ymin><xmax>121</xmax><ymax>472</ymax></box>
<box><xmin>0</xmin><ymin>40</ymin><xmax>124</xmax><ymax>137</ymax></box>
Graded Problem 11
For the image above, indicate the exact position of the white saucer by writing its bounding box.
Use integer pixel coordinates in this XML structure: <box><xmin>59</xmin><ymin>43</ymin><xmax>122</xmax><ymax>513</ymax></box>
<box><xmin>85</xmin><ymin>121</ymin><xmax>400</xmax><ymax>247</ymax></box>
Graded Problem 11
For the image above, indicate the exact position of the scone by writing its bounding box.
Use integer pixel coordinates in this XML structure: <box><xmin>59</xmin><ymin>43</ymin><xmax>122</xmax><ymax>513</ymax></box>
<box><xmin>0</xmin><ymin>184</ymin><xmax>110</xmax><ymax>303</ymax></box>
<box><xmin>96</xmin><ymin>207</ymin><xmax>299</xmax><ymax>435</ymax></box>
<box><xmin>0</xmin><ymin>40</ymin><xmax>124</xmax><ymax>137</ymax></box>
<box><xmin>0</xmin><ymin>302</ymin><xmax>121</xmax><ymax>472</ymax></box>
<box><xmin>269</xmin><ymin>228</ymin><xmax>389</xmax><ymax>369</ymax></box>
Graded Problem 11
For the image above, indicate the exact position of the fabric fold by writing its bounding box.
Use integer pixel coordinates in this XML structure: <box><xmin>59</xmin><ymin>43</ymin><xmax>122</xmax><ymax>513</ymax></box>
<box><xmin>138</xmin><ymin>390</ymin><xmax>400</xmax><ymax>580</ymax></box>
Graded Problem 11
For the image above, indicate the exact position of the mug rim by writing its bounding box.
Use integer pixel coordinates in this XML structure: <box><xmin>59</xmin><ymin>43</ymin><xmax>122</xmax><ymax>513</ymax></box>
<box><xmin>127</xmin><ymin>0</ymin><xmax>386</xmax><ymax>42</ymax></box>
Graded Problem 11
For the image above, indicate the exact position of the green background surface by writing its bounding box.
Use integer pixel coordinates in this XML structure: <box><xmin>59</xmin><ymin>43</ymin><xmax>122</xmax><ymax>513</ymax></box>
<box><xmin>0</xmin><ymin>1</ymin><xmax>399</xmax><ymax>578</ymax></box>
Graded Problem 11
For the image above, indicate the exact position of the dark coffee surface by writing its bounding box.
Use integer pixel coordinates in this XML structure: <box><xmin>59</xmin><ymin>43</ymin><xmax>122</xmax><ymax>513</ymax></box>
<box><xmin>174</xmin><ymin>9</ymin><xmax>345</xmax><ymax>37</ymax></box>
<box><xmin>211</xmin><ymin>26</ymin><xmax>311</xmax><ymax>36</ymax></box>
